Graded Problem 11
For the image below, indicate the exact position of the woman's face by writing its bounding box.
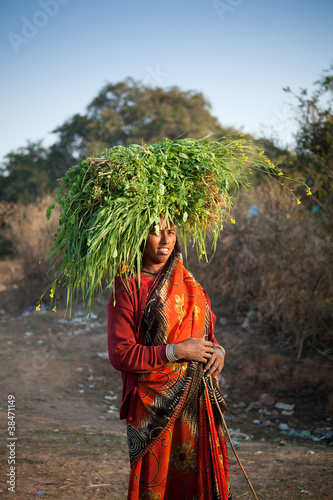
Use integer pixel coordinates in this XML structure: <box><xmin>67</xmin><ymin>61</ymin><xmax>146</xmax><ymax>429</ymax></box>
<box><xmin>142</xmin><ymin>219</ymin><xmax>177</xmax><ymax>269</ymax></box>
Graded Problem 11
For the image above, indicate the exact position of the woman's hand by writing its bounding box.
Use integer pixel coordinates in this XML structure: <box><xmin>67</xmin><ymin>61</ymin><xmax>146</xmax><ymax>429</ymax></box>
<box><xmin>203</xmin><ymin>345</ymin><xmax>225</xmax><ymax>377</ymax></box>
<box><xmin>173</xmin><ymin>338</ymin><xmax>214</xmax><ymax>363</ymax></box>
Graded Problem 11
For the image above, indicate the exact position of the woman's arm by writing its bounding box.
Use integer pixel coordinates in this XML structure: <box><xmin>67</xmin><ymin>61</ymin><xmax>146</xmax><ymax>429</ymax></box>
<box><xmin>203</xmin><ymin>289</ymin><xmax>226</xmax><ymax>376</ymax></box>
<box><xmin>107</xmin><ymin>288</ymin><xmax>168</xmax><ymax>373</ymax></box>
<box><xmin>108</xmin><ymin>282</ymin><xmax>224</xmax><ymax>374</ymax></box>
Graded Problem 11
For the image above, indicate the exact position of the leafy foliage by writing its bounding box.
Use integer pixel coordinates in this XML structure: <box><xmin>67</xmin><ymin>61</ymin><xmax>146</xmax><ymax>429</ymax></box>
<box><xmin>283</xmin><ymin>64</ymin><xmax>333</xmax><ymax>223</ymax></box>
<box><xmin>0</xmin><ymin>141</ymin><xmax>56</xmax><ymax>204</ymax></box>
<box><xmin>0</xmin><ymin>79</ymin><xmax>235</xmax><ymax>204</ymax></box>
<box><xmin>45</xmin><ymin>136</ymin><xmax>303</xmax><ymax>311</ymax></box>
<box><xmin>50</xmin><ymin>77</ymin><xmax>235</xmax><ymax>171</ymax></box>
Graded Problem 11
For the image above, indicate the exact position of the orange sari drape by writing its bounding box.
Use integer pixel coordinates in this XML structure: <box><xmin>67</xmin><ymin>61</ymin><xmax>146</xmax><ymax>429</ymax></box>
<box><xmin>127</xmin><ymin>254</ymin><xmax>230</xmax><ymax>500</ymax></box>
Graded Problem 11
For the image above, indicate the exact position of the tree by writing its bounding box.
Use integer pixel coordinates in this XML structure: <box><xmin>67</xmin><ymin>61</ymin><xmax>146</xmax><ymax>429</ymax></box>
<box><xmin>283</xmin><ymin>64</ymin><xmax>333</xmax><ymax>221</ymax></box>
<box><xmin>0</xmin><ymin>141</ymin><xmax>55</xmax><ymax>204</ymax></box>
<box><xmin>0</xmin><ymin>78</ymin><xmax>236</xmax><ymax>204</ymax></box>
<box><xmin>52</xmin><ymin>77</ymin><xmax>234</xmax><ymax>162</ymax></box>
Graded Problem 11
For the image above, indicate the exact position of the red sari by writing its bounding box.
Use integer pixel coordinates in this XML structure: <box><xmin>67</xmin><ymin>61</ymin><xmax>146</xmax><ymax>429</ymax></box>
<box><xmin>125</xmin><ymin>253</ymin><xmax>230</xmax><ymax>500</ymax></box>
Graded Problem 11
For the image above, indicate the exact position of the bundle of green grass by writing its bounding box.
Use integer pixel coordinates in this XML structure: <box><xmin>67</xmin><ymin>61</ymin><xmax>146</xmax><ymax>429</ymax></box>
<box><xmin>44</xmin><ymin>136</ymin><xmax>303</xmax><ymax>310</ymax></box>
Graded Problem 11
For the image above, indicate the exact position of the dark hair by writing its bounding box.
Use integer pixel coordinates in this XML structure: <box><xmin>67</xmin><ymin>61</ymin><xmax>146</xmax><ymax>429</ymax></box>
<box><xmin>174</xmin><ymin>237</ymin><xmax>181</xmax><ymax>254</ymax></box>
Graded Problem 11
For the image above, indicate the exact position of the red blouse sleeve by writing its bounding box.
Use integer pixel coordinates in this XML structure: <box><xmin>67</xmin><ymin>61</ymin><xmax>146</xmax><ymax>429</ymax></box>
<box><xmin>107</xmin><ymin>282</ymin><xmax>168</xmax><ymax>373</ymax></box>
<box><xmin>203</xmin><ymin>289</ymin><xmax>219</xmax><ymax>345</ymax></box>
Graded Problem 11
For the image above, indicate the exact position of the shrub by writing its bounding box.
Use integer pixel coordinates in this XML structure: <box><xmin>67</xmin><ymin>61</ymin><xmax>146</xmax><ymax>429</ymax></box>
<box><xmin>2</xmin><ymin>196</ymin><xmax>60</xmax><ymax>296</ymax></box>
<box><xmin>188</xmin><ymin>182</ymin><xmax>332</xmax><ymax>360</ymax></box>
<box><xmin>0</xmin><ymin>202</ymin><xmax>15</xmax><ymax>256</ymax></box>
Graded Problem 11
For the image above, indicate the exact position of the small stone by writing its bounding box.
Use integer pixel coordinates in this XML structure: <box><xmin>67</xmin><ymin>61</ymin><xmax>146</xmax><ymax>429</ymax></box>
<box><xmin>245</xmin><ymin>401</ymin><xmax>261</xmax><ymax>412</ymax></box>
<box><xmin>275</xmin><ymin>402</ymin><xmax>295</xmax><ymax>411</ymax></box>
<box><xmin>97</xmin><ymin>351</ymin><xmax>109</xmax><ymax>360</ymax></box>
<box><xmin>259</xmin><ymin>393</ymin><xmax>276</xmax><ymax>406</ymax></box>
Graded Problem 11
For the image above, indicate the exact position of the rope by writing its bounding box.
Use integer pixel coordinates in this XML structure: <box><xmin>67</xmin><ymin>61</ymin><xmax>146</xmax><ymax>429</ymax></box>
<box><xmin>208</xmin><ymin>377</ymin><xmax>259</xmax><ymax>500</ymax></box>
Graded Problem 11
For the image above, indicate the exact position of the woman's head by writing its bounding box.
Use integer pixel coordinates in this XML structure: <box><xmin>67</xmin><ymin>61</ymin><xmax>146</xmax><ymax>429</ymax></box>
<box><xmin>142</xmin><ymin>218</ymin><xmax>179</xmax><ymax>269</ymax></box>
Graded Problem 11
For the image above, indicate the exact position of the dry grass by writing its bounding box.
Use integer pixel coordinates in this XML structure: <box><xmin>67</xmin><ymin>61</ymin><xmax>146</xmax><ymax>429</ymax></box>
<box><xmin>188</xmin><ymin>182</ymin><xmax>333</xmax><ymax>360</ymax></box>
<box><xmin>0</xmin><ymin>196</ymin><xmax>60</xmax><ymax>298</ymax></box>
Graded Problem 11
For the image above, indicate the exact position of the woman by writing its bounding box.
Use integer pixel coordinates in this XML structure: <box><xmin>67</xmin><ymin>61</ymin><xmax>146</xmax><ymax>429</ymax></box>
<box><xmin>108</xmin><ymin>218</ymin><xmax>231</xmax><ymax>500</ymax></box>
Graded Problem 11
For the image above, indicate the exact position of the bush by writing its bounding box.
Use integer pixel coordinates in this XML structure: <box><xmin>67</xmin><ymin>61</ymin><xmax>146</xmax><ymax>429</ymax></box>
<box><xmin>0</xmin><ymin>202</ymin><xmax>15</xmax><ymax>256</ymax></box>
<box><xmin>1</xmin><ymin>196</ymin><xmax>60</xmax><ymax>296</ymax></box>
<box><xmin>188</xmin><ymin>182</ymin><xmax>332</xmax><ymax>360</ymax></box>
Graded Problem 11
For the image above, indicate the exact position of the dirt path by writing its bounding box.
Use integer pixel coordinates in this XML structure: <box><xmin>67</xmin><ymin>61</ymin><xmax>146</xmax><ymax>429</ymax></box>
<box><xmin>0</xmin><ymin>305</ymin><xmax>332</xmax><ymax>499</ymax></box>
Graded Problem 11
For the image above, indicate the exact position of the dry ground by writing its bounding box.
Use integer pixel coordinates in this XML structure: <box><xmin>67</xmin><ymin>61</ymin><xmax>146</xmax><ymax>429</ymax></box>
<box><xmin>0</xmin><ymin>260</ymin><xmax>332</xmax><ymax>499</ymax></box>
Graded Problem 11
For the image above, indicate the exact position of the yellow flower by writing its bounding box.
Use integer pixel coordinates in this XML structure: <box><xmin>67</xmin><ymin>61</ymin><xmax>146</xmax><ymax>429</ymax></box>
<box><xmin>306</xmin><ymin>188</ymin><xmax>312</xmax><ymax>196</ymax></box>
<box><xmin>201</xmin><ymin>250</ymin><xmax>206</xmax><ymax>255</ymax></box>
<box><xmin>49</xmin><ymin>290</ymin><xmax>54</xmax><ymax>299</ymax></box>
<box><xmin>39</xmin><ymin>261</ymin><xmax>41</xmax><ymax>264</ymax></box>
<box><xmin>278</xmin><ymin>172</ymin><xmax>283</xmax><ymax>176</ymax></box>
<box><xmin>243</xmin><ymin>156</ymin><xmax>248</xmax><ymax>161</ymax></box>
<box><xmin>138</xmin><ymin>488</ymin><xmax>161</xmax><ymax>500</ymax></box>
<box><xmin>259</xmin><ymin>151</ymin><xmax>264</xmax><ymax>155</ymax></box>
<box><xmin>175</xmin><ymin>209</ymin><xmax>180</xmax><ymax>215</ymax></box>
<box><xmin>174</xmin><ymin>294</ymin><xmax>186</xmax><ymax>325</ymax></box>
<box><xmin>170</xmin><ymin>441</ymin><xmax>197</xmax><ymax>474</ymax></box>
<box><xmin>296</xmin><ymin>199</ymin><xmax>301</xmax><ymax>205</ymax></box>
<box><xmin>239</xmin><ymin>133</ymin><xmax>244</xmax><ymax>137</ymax></box>
<box><xmin>35</xmin><ymin>304</ymin><xmax>41</xmax><ymax>311</ymax></box>
<box><xmin>52</xmin><ymin>306</ymin><xmax>57</xmax><ymax>312</ymax></box>
<box><xmin>230</xmin><ymin>218</ymin><xmax>236</xmax><ymax>224</ymax></box>
<box><xmin>171</xmin><ymin>363</ymin><xmax>180</xmax><ymax>373</ymax></box>
<box><xmin>193</xmin><ymin>305</ymin><xmax>200</xmax><ymax>321</ymax></box>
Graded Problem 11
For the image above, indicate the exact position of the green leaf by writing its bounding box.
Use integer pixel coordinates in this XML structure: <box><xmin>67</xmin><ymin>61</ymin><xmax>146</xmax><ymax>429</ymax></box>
<box><xmin>43</xmin><ymin>135</ymin><xmax>303</xmax><ymax>314</ymax></box>
<box><xmin>46</xmin><ymin>204</ymin><xmax>55</xmax><ymax>220</ymax></box>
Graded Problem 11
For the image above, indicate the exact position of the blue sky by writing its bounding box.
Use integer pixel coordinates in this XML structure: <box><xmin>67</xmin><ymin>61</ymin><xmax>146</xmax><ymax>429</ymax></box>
<box><xmin>1</xmin><ymin>0</ymin><xmax>332</xmax><ymax>165</ymax></box>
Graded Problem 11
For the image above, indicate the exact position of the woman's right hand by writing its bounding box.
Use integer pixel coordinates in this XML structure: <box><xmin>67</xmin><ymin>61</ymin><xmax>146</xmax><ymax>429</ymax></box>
<box><xmin>173</xmin><ymin>338</ymin><xmax>214</xmax><ymax>363</ymax></box>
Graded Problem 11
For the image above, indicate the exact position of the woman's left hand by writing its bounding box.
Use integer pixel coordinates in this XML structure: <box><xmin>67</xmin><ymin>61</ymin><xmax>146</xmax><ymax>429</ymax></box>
<box><xmin>203</xmin><ymin>345</ymin><xmax>225</xmax><ymax>377</ymax></box>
